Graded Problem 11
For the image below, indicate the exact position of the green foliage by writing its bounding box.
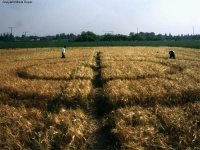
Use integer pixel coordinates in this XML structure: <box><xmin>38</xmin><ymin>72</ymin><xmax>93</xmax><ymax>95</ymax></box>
<box><xmin>0</xmin><ymin>33</ymin><xmax>14</xmax><ymax>42</ymax></box>
<box><xmin>1</xmin><ymin>40</ymin><xmax>200</xmax><ymax>49</ymax></box>
<box><xmin>76</xmin><ymin>31</ymin><xmax>99</xmax><ymax>42</ymax></box>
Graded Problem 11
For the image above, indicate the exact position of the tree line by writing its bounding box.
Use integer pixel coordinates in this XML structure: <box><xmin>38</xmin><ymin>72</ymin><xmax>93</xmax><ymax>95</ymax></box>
<box><xmin>1</xmin><ymin>31</ymin><xmax>200</xmax><ymax>42</ymax></box>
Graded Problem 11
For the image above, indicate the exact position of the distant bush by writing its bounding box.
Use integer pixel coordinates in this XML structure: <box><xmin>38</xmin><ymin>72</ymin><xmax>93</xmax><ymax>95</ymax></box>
<box><xmin>1</xmin><ymin>40</ymin><xmax>200</xmax><ymax>49</ymax></box>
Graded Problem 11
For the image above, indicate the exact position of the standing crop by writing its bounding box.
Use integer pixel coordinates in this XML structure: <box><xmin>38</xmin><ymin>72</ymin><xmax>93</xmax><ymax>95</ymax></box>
<box><xmin>0</xmin><ymin>47</ymin><xmax>199</xmax><ymax>149</ymax></box>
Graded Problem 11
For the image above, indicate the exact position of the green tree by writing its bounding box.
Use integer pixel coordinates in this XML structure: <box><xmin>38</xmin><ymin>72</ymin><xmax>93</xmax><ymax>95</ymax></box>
<box><xmin>76</xmin><ymin>31</ymin><xmax>98</xmax><ymax>42</ymax></box>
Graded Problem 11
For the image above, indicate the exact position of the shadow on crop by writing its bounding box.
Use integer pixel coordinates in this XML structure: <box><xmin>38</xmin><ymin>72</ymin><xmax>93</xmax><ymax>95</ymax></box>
<box><xmin>0</xmin><ymin>86</ymin><xmax>90</xmax><ymax>113</ymax></box>
<box><xmin>17</xmin><ymin>69</ymin><xmax>92</xmax><ymax>81</ymax></box>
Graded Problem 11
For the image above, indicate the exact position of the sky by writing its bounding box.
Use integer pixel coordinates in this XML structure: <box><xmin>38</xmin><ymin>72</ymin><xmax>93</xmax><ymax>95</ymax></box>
<box><xmin>0</xmin><ymin>0</ymin><xmax>200</xmax><ymax>36</ymax></box>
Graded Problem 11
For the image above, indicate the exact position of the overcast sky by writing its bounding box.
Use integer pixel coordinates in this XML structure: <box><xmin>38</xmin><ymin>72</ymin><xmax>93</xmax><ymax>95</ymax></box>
<box><xmin>0</xmin><ymin>0</ymin><xmax>200</xmax><ymax>36</ymax></box>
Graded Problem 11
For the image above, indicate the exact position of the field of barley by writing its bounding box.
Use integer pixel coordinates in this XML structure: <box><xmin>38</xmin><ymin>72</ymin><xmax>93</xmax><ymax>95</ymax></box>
<box><xmin>0</xmin><ymin>47</ymin><xmax>199</xmax><ymax>149</ymax></box>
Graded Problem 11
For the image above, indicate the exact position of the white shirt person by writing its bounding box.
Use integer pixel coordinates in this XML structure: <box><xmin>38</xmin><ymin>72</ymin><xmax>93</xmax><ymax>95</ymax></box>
<box><xmin>62</xmin><ymin>46</ymin><xmax>66</xmax><ymax>58</ymax></box>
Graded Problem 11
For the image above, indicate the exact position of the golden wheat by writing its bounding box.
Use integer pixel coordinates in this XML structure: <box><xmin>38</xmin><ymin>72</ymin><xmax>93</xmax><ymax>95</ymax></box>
<box><xmin>0</xmin><ymin>105</ymin><xmax>91</xmax><ymax>149</ymax></box>
<box><xmin>108</xmin><ymin>106</ymin><xmax>169</xmax><ymax>149</ymax></box>
<box><xmin>0</xmin><ymin>47</ymin><xmax>199</xmax><ymax>149</ymax></box>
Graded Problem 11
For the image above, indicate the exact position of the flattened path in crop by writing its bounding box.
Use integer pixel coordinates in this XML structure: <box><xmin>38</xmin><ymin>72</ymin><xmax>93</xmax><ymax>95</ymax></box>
<box><xmin>87</xmin><ymin>52</ymin><xmax>115</xmax><ymax>149</ymax></box>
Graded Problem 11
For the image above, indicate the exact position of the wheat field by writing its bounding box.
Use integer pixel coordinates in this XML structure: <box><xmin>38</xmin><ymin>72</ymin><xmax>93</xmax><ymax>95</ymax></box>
<box><xmin>0</xmin><ymin>47</ymin><xmax>199</xmax><ymax>149</ymax></box>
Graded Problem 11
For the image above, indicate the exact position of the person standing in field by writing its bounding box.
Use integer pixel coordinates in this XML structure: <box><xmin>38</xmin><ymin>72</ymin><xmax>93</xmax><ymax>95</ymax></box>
<box><xmin>62</xmin><ymin>46</ymin><xmax>66</xmax><ymax>58</ymax></box>
<box><xmin>169</xmin><ymin>50</ymin><xmax>175</xmax><ymax>59</ymax></box>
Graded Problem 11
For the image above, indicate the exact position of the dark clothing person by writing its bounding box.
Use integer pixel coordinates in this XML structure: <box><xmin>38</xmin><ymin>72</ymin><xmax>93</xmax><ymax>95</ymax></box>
<box><xmin>169</xmin><ymin>50</ymin><xmax>175</xmax><ymax>59</ymax></box>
